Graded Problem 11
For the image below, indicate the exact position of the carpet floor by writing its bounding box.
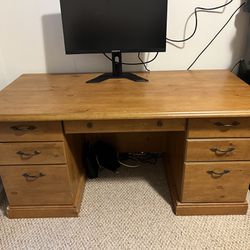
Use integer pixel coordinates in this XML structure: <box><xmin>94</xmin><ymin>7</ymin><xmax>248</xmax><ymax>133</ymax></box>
<box><xmin>0</xmin><ymin>162</ymin><xmax>250</xmax><ymax>250</ymax></box>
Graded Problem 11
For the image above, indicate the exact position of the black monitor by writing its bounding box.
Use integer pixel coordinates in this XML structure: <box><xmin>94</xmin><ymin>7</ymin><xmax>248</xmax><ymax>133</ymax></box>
<box><xmin>60</xmin><ymin>0</ymin><xmax>168</xmax><ymax>83</ymax></box>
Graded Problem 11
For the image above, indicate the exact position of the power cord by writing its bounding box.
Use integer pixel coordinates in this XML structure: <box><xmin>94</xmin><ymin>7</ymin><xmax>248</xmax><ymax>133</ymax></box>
<box><xmin>118</xmin><ymin>160</ymin><xmax>140</xmax><ymax>168</ymax></box>
<box><xmin>166</xmin><ymin>0</ymin><xmax>234</xmax><ymax>43</ymax></box>
<box><xmin>138</xmin><ymin>53</ymin><xmax>150</xmax><ymax>71</ymax></box>
<box><xmin>102</xmin><ymin>1</ymin><xmax>242</xmax><ymax>71</ymax></box>
<box><xmin>118</xmin><ymin>152</ymin><xmax>161</xmax><ymax>168</ymax></box>
<box><xmin>103</xmin><ymin>52</ymin><xmax>158</xmax><ymax>67</ymax></box>
<box><xmin>187</xmin><ymin>2</ymin><xmax>246</xmax><ymax>70</ymax></box>
<box><xmin>231</xmin><ymin>59</ymin><xmax>244</xmax><ymax>72</ymax></box>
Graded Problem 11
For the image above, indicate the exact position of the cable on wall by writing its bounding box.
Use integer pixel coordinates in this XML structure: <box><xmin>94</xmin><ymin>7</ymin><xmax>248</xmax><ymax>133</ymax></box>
<box><xmin>166</xmin><ymin>0</ymin><xmax>234</xmax><ymax>43</ymax></box>
<box><xmin>103</xmin><ymin>1</ymin><xmax>242</xmax><ymax>71</ymax></box>
<box><xmin>187</xmin><ymin>2</ymin><xmax>246</xmax><ymax>70</ymax></box>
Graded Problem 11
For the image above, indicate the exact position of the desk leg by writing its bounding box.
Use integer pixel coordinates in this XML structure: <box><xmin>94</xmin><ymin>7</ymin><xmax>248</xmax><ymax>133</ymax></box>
<box><xmin>4</xmin><ymin>134</ymin><xmax>86</xmax><ymax>219</ymax></box>
<box><xmin>6</xmin><ymin>176</ymin><xmax>85</xmax><ymax>219</ymax></box>
<box><xmin>164</xmin><ymin>132</ymin><xmax>248</xmax><ymax>216</ymax></box>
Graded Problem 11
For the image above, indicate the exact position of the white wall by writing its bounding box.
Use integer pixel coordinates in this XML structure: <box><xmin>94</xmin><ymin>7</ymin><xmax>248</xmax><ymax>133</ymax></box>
<box><xmin>0</xmin><ymin>0</ymin><xmax>249</xmax><ymax>89</ymax></box>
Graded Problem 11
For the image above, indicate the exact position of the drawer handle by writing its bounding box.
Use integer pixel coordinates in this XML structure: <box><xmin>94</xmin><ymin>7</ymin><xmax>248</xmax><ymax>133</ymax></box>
<box><xmin>11</xmin><ymin>125</ymin><xmax>37</xmax><ymax>132</ymax></box>
<box><xmin>157</xmin><ymin>120</ymin><xmax>163</xmax><ymax>127</ymax></box>
<box><xmin>210</xmin><ymin>147</ymin><xmax>235</xmax><ymax>156</ymax></box>
<box><xmin>22</xmin><ymin>173</ymin><xmax>45</xmax><ymax>182</ymax></box>
<box><xmin>214</xmin><ymin>121</ymin><xmax>240</xmax><ymax>129</ymax></box>
<box><xmin>86</xmin><ymin>122</ymin><xmax>93</xmax><ymax>128</ymax></box>
<box><xmin>207</xmin><ymin>169</ymin><xmax>230</xmax><ymax>178</ymax></box>
<box><xmin>16</xmin><ymin>150</ymin><xmax>41</xmax><ymax>159</ymax></box>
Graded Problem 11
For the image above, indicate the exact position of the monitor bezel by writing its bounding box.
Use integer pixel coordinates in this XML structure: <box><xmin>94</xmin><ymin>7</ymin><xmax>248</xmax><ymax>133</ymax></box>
<box><xmin>60</xmin><ymin>0</ymin><xmax>168</xmax><ymax>55</ymax></box>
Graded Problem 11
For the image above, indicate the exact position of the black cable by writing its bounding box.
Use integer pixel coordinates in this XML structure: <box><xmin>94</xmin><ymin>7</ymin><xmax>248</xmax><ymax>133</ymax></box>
<box><xmin>138</xmin><ymin>53</ymin><xmax>150</xmax><ymax>71</ymax></box>
<box><xmin>103</xmin><ymin>53</ymin><xmax>113</xmax><ymax>61</ymax></box>
<box><xmin>231</xmin><ymin>59</ymin><xmax>243</xmax><ymax>72</ymax></box>
<box><xmin>187</xmin><ymin>2</ymin><xmax>245</xmax><ymax>70</ymax></box>
<box><xmin>103</xmin><ymin>52</ymin><xmax>159</xmax><ymax>66</ymax></box>
<box><xmin>166</xmin><ymin>0</ymin><xmax>234</xmax><ymax>43</ymax></box>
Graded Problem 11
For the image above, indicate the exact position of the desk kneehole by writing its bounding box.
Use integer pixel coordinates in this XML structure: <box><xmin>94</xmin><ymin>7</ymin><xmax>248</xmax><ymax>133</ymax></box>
<box><xmin>64</xmin><ymin>119</ymin><xmax>186</xmax><ymax>134</ymax></box>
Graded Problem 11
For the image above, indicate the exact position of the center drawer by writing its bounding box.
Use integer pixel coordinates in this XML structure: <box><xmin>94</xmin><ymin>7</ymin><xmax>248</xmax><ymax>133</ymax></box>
<box><xmin>64</xmin><ymin>119</ymin><xmax>185</xmax><ymax>133</ymax></box>
<box><xmin>0</xmin><ymin>142</ymin><xmax>66</xmax><ymax>165</ymax></box>
<box><xmin>186</xmin><ymin>138</ymin><xmax>250</xmax><ymax>162</ymax></box>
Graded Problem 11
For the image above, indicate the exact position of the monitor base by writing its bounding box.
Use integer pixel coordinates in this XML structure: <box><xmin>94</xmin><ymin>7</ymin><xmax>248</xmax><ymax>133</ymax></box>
<box><xmin>86</xmin><ymin>72</ymin><xmax>148</xmax><ymax>83</ymax></box>
<box><xmin>86</xmin><ymin>51</ymin><xmax>148</xmax><ymax>84</ymax></box>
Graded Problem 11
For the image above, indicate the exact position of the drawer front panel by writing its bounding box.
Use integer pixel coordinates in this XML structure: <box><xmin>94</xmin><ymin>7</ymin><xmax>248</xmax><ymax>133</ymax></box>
<box><xmin>0</xmin><ymin>122</ymin><xmax>63</xmax><ymax>142</ymax></box>
<box><xmin>0</xmin><ymin>165</ymin><xmax>73</xmax><ymax>205</ymax></box>
<box><xmin>188</xmin><ymin>118</ymin><xmax>250</xmax><ymax>138</ymax></box>
<box><xmin>186</xmin><ymin>139</ymin><xmax>250</xmax><ymax>162</ymax></box>
<box><xmin>182</xmin><ymin>162</ymin><xmax>250</xmax><ymax>202</ymax></box>
<box><xmin>64</xmin><ymin>119</ymin><xmax>186</xmax><ymax>134</ymax></box>
<box><xmin>0</xmin><ymin>142</ymin><xmax>66</xmax><ymax>165</ymax></box>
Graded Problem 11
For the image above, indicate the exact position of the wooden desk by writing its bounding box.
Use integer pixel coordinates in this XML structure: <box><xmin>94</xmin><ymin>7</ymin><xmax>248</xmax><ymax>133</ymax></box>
<box><xmin>0</xmin><ymin>70</ymin><xmax>250</xmax><ymax>218</ymax></box>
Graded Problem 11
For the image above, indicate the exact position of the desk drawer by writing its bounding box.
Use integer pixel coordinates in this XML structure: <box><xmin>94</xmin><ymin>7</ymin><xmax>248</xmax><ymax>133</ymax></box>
<box><xmin>186</xmin><ymin>139</ymin><xmax>250</xmax><ymax>162</ymax></box>
<box><xmin>0</xmin><ymin>142</ymin><xmax>66</xmax><ymax>165</ymax></box>
<box><xmin>188</xmin><ymin>118</ymin><xmax>250</xmax><ymax>138</ymax></box>
<box><xmin>64</xmin><ymin>119</ymin><xmax>185</xmax><ymax>133</ymax></box>
<box><xmin>182</xmin><ymin>162</ymin><xmax>250</xmax><ymax>202</ymax></box>
<box><xmin>0</xmin><ymin>122</ymin><xmax>63</xmax><ymax>142</ymax></box>
<box><xmin>0</xmin><ymin>165</ymin><xmax>73</xmax><ymax>205</ymax></box>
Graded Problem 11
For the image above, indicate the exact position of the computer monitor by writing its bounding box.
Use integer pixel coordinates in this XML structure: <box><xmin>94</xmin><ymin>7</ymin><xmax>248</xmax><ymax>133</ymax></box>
<box><xmin>60</xmin><ymin>0</ymin><xmax>168</xmax><ymax>83</ymax></box>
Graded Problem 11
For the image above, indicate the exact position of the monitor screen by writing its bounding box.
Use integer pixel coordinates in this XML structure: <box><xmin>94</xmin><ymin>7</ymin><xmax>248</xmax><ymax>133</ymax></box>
<box><xmin>60</xmin><ymin>0</ymin><xmax>167</xmax><ymax>54</ymax></box>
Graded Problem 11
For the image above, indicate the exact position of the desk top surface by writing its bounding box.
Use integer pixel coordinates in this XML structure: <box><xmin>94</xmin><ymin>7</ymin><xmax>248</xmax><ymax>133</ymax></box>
<box><xmin>0</xmin><ymin>70</ymin><xmax>250</xmax><ymax>121</ymax></box>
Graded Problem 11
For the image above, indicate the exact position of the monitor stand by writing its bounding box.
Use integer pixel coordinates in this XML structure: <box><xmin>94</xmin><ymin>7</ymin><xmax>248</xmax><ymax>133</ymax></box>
<box><xmin>86</xmin><ymin>52</ymin><xmax>148</xmax><ymax>83</ymax></box>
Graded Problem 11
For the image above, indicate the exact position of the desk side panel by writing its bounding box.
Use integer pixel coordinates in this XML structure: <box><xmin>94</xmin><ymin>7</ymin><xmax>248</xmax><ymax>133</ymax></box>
<box><xmin>165</xmin><ymin>131</ymin><xmax>187</xmax><ymax>200</ymax></box>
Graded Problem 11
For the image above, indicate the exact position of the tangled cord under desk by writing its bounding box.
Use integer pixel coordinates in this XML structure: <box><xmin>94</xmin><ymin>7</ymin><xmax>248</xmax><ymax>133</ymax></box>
<box><xmin>86</xmin><ymin>140</ymin><xmax>163</xmax><ymax>178</ymax></box>
<box><xmin>117</xmin><ymin>152</ymin><xmax>162</xmax><ymax>168</ymax></box>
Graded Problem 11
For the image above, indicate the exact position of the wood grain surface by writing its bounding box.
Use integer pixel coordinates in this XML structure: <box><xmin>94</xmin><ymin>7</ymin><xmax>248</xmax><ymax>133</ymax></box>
<box><xmin>0</xmin><ymin>121</ymin><xmax>63</xmax><ymax>142</ymax></box>
<box><xmin>167</xmin><ymin>168</ymin><xmax>248</xmax><ymax>216</ymax></box>
<box><xmin>6</xmin><ymin>175</ymin><xmax>85</xmax><ymax>218</ymax></box>
<box><xmin>0</xmin><ymin>165</ymin><xmax>73</xmax><ymax>206</ymax></box>
<box><xmin>188</xmin><ymin>118</ymin><xmax>250</xmax><ymax>138</ymax></box>
<box><xmin>182</xmin><ymin>162</ymin><xmax>250</xmax><ymax>202</ymax></box>
<box><xmin>186</xmin><ymin>138</ymin><xmax>250</xmax><ymax>162</ymax></box>
<box><xmin>0</xmin><ymin>142</ymin><xmax>66</xmax><ymax>165</ymax></box>
<box><xmin>0</xmin><ymin>71</ymin><xmax>250</xmax><ymax>121</ymax></box>
<box><xmin>64</xmin><ymin>119</ymin><xmax>185</xmax><ymax>133</ymax></box>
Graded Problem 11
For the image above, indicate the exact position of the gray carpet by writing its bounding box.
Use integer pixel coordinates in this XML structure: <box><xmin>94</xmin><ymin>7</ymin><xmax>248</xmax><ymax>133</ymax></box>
<box><xmin>0</xmin><ymin>162</ymin><xmax>250</xmax><ymax>250</ymax></box>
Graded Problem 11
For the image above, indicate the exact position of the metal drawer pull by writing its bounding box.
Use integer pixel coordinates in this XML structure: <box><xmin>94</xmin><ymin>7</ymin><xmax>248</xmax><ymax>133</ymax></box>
<box><xmin>207</xmin><ymin>169</ymin><xmax>230</xmax><ymax>178</ymax></box>
<box><xmin>214</xmin><ymin>121</ymin><xmax>240</xmax><ymax>129</ymax></box>
<box><xmin>16</xmin><ymin>150</ymin><xmax>41</xmax><ymax>159</ymax></box>
<box><xmin>11</xmin><ymin>125</ymin><xmax>36</xmax><ymax>132</ymax></box>
<box><xmin>210</xmin><ymin>147</ymin><xmax>235</xmax><ymax>156</ymax></box>
<box><xmin>22</xmin><ymin>173</ymin><xmax>45</xmax><ymax>182</ymax></box>
<box><xmin>157</xmin><ymin>120</ymin><xmax>163</xmax><ymax>127</ymax></box>
<box><xmin>86</xmin><ymin>122</ymin><xmax>93</xmax><ymax>128</ymax></box>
